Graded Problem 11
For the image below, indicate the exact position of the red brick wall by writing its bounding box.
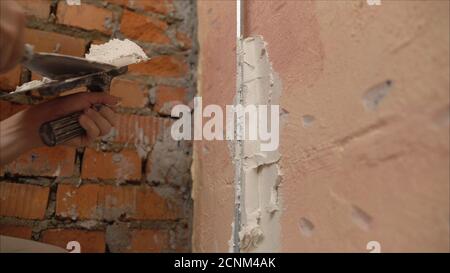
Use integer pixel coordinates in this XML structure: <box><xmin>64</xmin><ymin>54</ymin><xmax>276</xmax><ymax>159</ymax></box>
<box><xmin>0</xmin><ymin>0</ymin><xmax>196</xmax><ymax>253</ymax></box>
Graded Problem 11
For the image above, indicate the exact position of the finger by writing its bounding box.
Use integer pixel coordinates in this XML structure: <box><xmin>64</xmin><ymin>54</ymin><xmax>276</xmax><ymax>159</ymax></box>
<box><xmin>79</xmin><ymin>114</ymin><xmax>100</xmax><ymax>142</ymax></box>
<box><xmin>98</xmin><ymin>106</ymin><xmax>117</xmax><ymax>127</ymax></box>
<box><xmin>84</xmin><ymin>108</ymin><xmax>112</xmax><ymax>136</ymax></box>
<box><xmin>46</xmin><ymin>93</ymin><xmax>120</xmax><ymax>118</ymax></box>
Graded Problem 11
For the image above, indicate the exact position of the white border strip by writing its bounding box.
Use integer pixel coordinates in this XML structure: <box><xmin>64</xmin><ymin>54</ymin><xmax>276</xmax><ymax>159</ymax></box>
<box><xmin>233</xmin><ymin>0</ymin><xmax>245</xmax><ymax>253</ymax></box>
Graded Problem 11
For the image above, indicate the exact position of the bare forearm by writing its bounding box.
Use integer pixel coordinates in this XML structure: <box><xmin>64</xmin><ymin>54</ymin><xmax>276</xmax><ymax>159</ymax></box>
<box><xmin>0</xmin><ymin>109</ymin><xmax>41</xmax><ymax>166</ymax></box>
<box><xmin>0</xmin><ymin>93</ymin><xmax>118</xmax><ymax>166</ymax></box>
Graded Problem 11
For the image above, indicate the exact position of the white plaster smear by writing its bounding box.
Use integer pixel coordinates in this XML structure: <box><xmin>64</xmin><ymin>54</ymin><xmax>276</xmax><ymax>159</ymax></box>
<box><xmin>66</xmin><ymin>0</ymin><xmax>81</xmax><ymax>6</ymax></box>
<box><xmin>236</xmin><ymin>36</ymin><xmax>282</xmax><ymax>252</ymax></box>
<box><xmin>14</xmin><ymin>78</ymin><xmax>53</xmax><ymax>92</ymax></box>
<box><xmin>14</xmin><ymin>40</ymin><xmax>147</xmax><ymax>92</ymax></box>
<box><xmin>85</xmin><ymin>39</ymin><xmax>149</xmax><ymax>67</ymax></box>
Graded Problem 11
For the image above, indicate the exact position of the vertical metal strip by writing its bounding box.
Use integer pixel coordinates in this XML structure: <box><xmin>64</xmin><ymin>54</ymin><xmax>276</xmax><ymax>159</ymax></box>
<box><xmin>233</xmin><ymin>0</ymin><xmax>244</xmax><ymax>253</ymax></box>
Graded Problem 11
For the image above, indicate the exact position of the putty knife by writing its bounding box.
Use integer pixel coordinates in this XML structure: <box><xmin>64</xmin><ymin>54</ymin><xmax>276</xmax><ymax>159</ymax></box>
<box><xmin>0</xmin><ymin>46</ymin><xmax>128</xmax><ymax>146</ymax></box>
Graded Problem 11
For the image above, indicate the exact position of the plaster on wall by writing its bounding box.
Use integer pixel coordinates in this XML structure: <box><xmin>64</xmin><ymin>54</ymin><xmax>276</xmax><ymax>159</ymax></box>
<box><xmin>238</xmin><ymin>36</ymin><xmax>282</xmax><ymax>252</ymax></box>
<box><xmin>195</xmin><ymin>0</ymin><xmax>449</xmax><ymax>253</ymax></box>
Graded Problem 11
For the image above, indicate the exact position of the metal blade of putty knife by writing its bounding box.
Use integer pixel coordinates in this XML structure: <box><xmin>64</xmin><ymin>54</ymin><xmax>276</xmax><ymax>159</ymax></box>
<box><xmin>7</xmin><ymin>46</ymin><xmax>129</xmax><ymax>146</ymax></box>
<box><xmin>21</xmin><ymin>52</ymin><xmax>118</xmax><ymax>80</ymax></box>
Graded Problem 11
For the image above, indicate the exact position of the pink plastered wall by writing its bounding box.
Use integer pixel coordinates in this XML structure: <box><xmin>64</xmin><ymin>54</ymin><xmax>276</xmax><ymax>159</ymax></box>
<box><xmin>194</xmin><ymin>0</ymin><xmax>449</xmax><ymax>252</ymax></box>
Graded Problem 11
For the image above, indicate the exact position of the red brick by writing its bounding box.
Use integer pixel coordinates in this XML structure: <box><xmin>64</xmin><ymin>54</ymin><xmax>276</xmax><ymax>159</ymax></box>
<box><xmin>81</xmin><ymin>148</ymin><xmax>141</xmax><ymax>180</ymax></box>
<box><xmin>129</xmin><ymin>55</ymin><xmax>188</xmax><ymax>78</ymax></box>
<box><xmin>108</xmin><ymin>0</ymin><xmax>174</xmax><ymax>15</ymax></box>
<box><xmin>57</xmin><ymin>2</ymin><xmax>114</xmax><ymax>34</ymax></box>
<box><xmin>131</xmin><ymin>0</ymin><xmax>174</xmax><ymax>15</ymax></box>
<box><xmin>120</xmin><ymin>10</ymin><xmax>170</xmax><ymax>44</ymax></box>
<box><xmin>17</xmin><ymin>0</ymin><xmax>51</xmax><ymax>19</ymax></box>
<box><xmin>2</xmin><ymin>146</ymin><xmax>76</xmax><ymax>177</ymax></box>
<box><xmin>110</xmin><ymin>78</ymin><xmax>149</xmax><ymax>108</ymax></box>
<box><xmin>90</xmin><ymin>39</ymin><xmax>108</xmax><ymax>46</ymax></box>
<box><xmin>0</xmin><ymin>225</ymin><xmax>33</xmax><ymax>239</ymax></box>
<box><xmin>152</xmin><ymin>85</ymin><xmax>188</xmax><ymax>115</ymax></box>
<box><xmin>0</xmin><ymin>101</ymin><xmax>29</xmax><ymax>121</ymax></box>
<box><xmin>24</xmin><ymin>28</ymin><xmax>86</xmax><ymax>57</ymax></box>
<box><xmin>0</xmin><ymin>182</ymin><xmax>49</xmax><ymax>220</ymax></box>
<box><xmin>113</xmin><ymin>114</ymin><xmax>168</xmax><ymax>145</ymax></box>
<box><xmin>41</xmin><ymin>229</ymin><xmax>105</xmax><ymax>253</ymax></box>
<box><xmin>129</xmin><ymin>229</ymin><xmax>169</xmax><ymax>252</ymax></box>
<box><xmin>176</xmin><ymin>31</ymin><xmax>192</xmax><ymax>50</ymax></box>
<box><xmin>56</xmin><ymin>184</ymin><xmax>181</xmax><ymax>220</ymax></box>
<box><xmin>106</xmin><ymin>0</ymin><xmax>128</xmax><ymax>6</ymax></box>
<box><xmin>0</xmin><ymin>65</ymin><xmax>21</xmax><ymax>92</ymax></box>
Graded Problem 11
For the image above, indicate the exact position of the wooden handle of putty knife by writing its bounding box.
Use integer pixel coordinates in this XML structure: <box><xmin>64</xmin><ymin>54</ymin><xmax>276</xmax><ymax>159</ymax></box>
<box><xmin>39</xmin><ymin>111</ymin><xmax>85</xmax><ymax>146</ymax></box>
<box><xmin>39</xmin><ymin>104</ymin><xmax>102</xmax><ymax>146</ymax></box>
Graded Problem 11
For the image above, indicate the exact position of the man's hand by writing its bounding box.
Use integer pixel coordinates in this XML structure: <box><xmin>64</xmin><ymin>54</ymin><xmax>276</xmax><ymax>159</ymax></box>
<box><xmin>0</xmin><ymin>1</ymin><xmax>25</xmax><ymax>73</ymax></box>
<box><xmin>0</xmin><ymin>92</ymin><xmax>119</xmax><ymax>166</ymax></box>
<box><xmin>31</xmin><ymin>92</ymin><xmax>120</xmax><ymax>147</ymax></box>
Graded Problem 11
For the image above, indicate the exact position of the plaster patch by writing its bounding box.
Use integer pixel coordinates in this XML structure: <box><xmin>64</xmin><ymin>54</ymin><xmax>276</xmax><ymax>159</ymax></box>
<box><xmin>146</xmin><ymin>122</ymin><xmax>192</xmax><ymax>187</ymax></box>
<box><xmin>302</xmin><ymin>115</ymin><xmax>315</xmax><ymax>128</ymax></box>
<box><xmin>239</xmin><ymin>209</ymin><xmax>263</xmax><ymax>251</ymax></box>
<box><xmin>298</xmin><ymin>217</ymin><xmax>315</xmax><ymax>237</ymax></box>
<box><xmin>228</xmin><ymin>222</ymin><xmax>235</xmax><ymax>252</ymax></box>
<box><xmin>66</xmin><ymin>0</ymin><xmax>81</xmax><ymax>5</ymax></box>
<box><xmin>363</xmin><ymin>80</ymin><xmax>393</xmax><ymax>111</ymax></box>
<box><xmin>351</xmin><ymin>205</ymin><xmax>373</xmax><ymax>231</ymax></box>
<box><xmin>79</xmin><ymin>220</ymin><xmax>99</xmax><ymax>229</ymax></box>
<box><xmin>101</xmin><ymin>128</ymin><xmax>116</xmax><ymax>142</ymax></box>
<box><xmin>85</xmin><ymin>39</ymin><xmax>149</xmax><ymax>67</ymax></box>
<box><xmin>106</xmin><ymin>222</ymin><xmax>131</xmax><ymax>252</ymax></box>
<box><xmin>13</xmin><ymin>78</ymin><xmax>53</xmax><ymax>92</ymax></box>
<box><xmin>52</xmin><ymin>165</ymin><xmax>61</xmax><ymax>177</ymax></box>
<box><xmin>134</xmin><ymin>127</ymin><xmax>151</xmax><ymax>159</ymax></box>
<box><xmin>236</xmin><ymin>36</ymin><xmax>282</xmax><ymax>252</ymax></box>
